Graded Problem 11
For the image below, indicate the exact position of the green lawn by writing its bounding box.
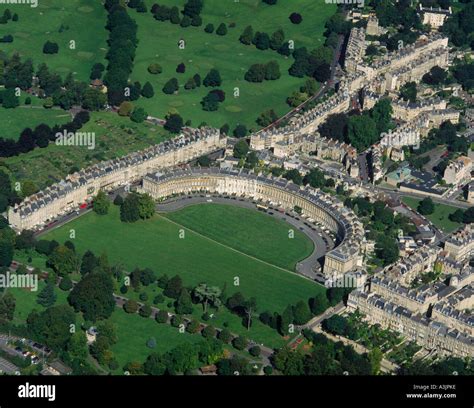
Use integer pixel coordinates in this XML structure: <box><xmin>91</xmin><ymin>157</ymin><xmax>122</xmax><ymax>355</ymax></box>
<box><xmin>0</xmin><ymin>0</ymin><xmax>108</xmax><ymax>81</ymax></box>
<box><xmin>164</xmin><ymin>203</ymin><xmax>314</xmax><ymax>270</ymax></box>
<box><xmin>109</xmin><ymin>309</ymin><xmax>203</xmax><ymax>369</ymax></box>
<box><xmin>43</xmin><ymin>205</ymin><xmax>322</xmax><ymax>314</ymax></box>
<box><xmin>131</xmin><ymin>0</ymin><xmax>335</xmax><ymax>130</ymax></box>
<box><xmin>402</xmin><ymin>197</ymin><xmax>463</xmax><ymax>233</ymax></box>
<box><xmin>0</xmin><ymin>107</ymin><xmax>71</xmax><ymax>140</ymax></box>
<box><xmin>1</xmin><ymin>111</ymin><xmax>173</xmax><ymax>189</ymax></box>
<box><xmin>8</xmin><ymin>281</ymin><xmax>69</xmax><ymax>325</ymax></box>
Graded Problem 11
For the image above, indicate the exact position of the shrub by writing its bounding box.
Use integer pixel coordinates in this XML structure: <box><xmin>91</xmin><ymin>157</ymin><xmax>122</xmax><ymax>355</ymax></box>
<box><xmin>148</xmin><ymin>63</ymin><xmax>162</xmax><ymax>74</ymax></box>
<box><xmin>155</xmin><ymin>310</ymin><xmax>168</xmax><ymax>323</ymax></box>
<box><xmin>249</xmin><ymin>345</ymin><xmax>261</xmax><ymax>357</ymax></box>
<box><xmin>218</xmin><ymin>328</ymin><xmax>232</xmax><ymax>343</ymax></box>
<box><xmin>289</xmin><ymin>13</ymin><xmax>302</xmax><ymax>24</ymax></box>
<box><xmin>232</xmin><ymin>336</ymin><xmax>248</xmax><ymax>351</ymax></box>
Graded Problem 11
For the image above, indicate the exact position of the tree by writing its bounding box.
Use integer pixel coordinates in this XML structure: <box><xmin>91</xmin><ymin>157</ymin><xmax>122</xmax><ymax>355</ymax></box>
<box><xmin>270</xmin><ymin>29</ymin><xmax>285</xmax><ymax>50</ymax></box>
<box><xmin>279</xmin><ymin>305</ymin><xmax>294</xmax><ymax>335</ymax></box>
<box><xmin>27</xmin><ymin>306</ymin><xmax>75</xmax><ymax>351</ymax></box>
<box><xmin>400</xmin><ymin>82</ymin><xmax>417</xmax><ymax>103</ymax></box>
<box><xmin>59</xmin><ymin>276</ymin><xmax>73</xmax><ymax>291</ymax></box>
<box><xmin>141</xmin><ymin>81</ymin><xmax>154</xmax><ymax>98</ymax></box>
<box><xmin>139</xmin><ymin>304</ymin><xmax>152</xmax><ymax>318</ymax></box>
<box><xmin>203</xmin><ymin>69</ymin><xmax>222</xmax><ymax>87</ymax></box>
<box><xmin>231</xmin><ymin>335</ymin><xmax>248</xmax><ymax>351</ymax></box>
<box><xmin>233</xmin><ymin>124</ymin><xmax>247</xmax><ymax>138</ymax></box>
<box><xmin>93</xmin><ymin>190</ymin><xmax>110</xmax><ymax>215</ymax></box>
<box><xmin>216</xmin><ymin>23</ymin><xmax>228</xmax><ymax>36</ymax></box>
<box><xmin>422</xmin><ymin>66</ymin><xmax>447</xmax><ymax>85</ymax></box>
<box><xmin>0</xmin><ymin>240</ymin><xmax>13</xmax><ymax>267</ymax></box>
<box><xmin>463</xmin><ymin>207</ymin><xmax>474</xmax><ymax>223</ymax></box>
<box><xmin>164</xmin><ymin>275</ymin><xmax>183</xmax><ymax>299</ymax></box>
<box><xmin>289</xmin><ymin>12</ymin><xmax>303</xmax><ymax>24</ymax></box>
<box><xmin>148</xmin><ymin>63</ymin><xmax>162</xmax><ymax>74</ymax></box>
<box><xmin>244</xmin><ymin>63</ymin><xmax>266</xmax><ymax>82</ymax></box>
<box><xmin>48</xmin><ymin>245</ymin><xmax>78</xmax><ymax>276</ymax></box>
<box><xmin>233</xmin><ymin>139</ymin><xmax>249</xmax><ymax>158</ymax></box>
<box><xmin>37</xmin><ymin>283</ymin><xmax>57</xmax><ymax>307</ymax></box>
<box><xmin>123</xmin><ymin>299</ymin><xmax>139</xmax><ymax>314</ymax></box>
<box><xmin>176</xmin><ymin>63</ymin><xmax>186</xmax><ymax>74</ymax></box>
<box><xmin>201</xmin><ymin>92</ymin><xmax>219</xmax><ymax>111</ymax></box>
<box><xmin>175</xmin><ymin>288</ymin><xmax>194</xmax><ymax>314</ymax></box>
<box><xmin>155</xmin><ymin>310</ymin><xmax>168</xmax><ymax>324</ymax></box>
<box><xmin>193</xmin><ymin>284</ymin><xmax>222</xmax><ymax>312</ymax></box>
<box><xmin>218</xmin><ymin>328</ymin><xmax>232</xmax><ymax>343</ymax></box>
<box><xmin>164</xmin><ymin>113</ymin><xmax>184</xmax><ymax>134</ymax></box>
<box><xmin>204</xmin><ymin>23</ymin><xmax>214</xmax><ymax>33</ymax></box>
<box><xmin>130</xmin><ymin>107</ymin><xmax>147</xmax><ymax>123</ymax></box>
<box><xmin>293</xmin><ymin>300</ymin><xmax>312</xmax><ymax>325</ymax></box>
<box><xmin>118</xmin><ymin>101</ymin><xmax>134</xmax><ymax>116</ymax></box>
<box><xmin>309</xmin><ymin>291</ymin><xmax>329</xmax><ymax>315</ymax></box>
<box><xmin>375</xmin><ymin>235</ymin><xmax>399</xmax><ymax>266</ymax></box>
<box><xmin>347</xmin><ymin>115</ymin><xmax>378</xmax><ymax>151</ymax></box>
<box><xmin>322</xmin><ymin>315</ymin><xmax>348</xmax><ymax>336</ymax></box>
<box><xmin>0</xmin><ymin>292</ymin><xmax>15</xmax><ymax>321</ymax></box>
<box><xmin>253</xmin><ymin>32</ymin><xmax>270</xmax><ymax>50</ymax></box>
<box><xmin>418</xmin><ymin>197</ymin><xmax>435</xmax><ymax>215</ymax></box>
<box><xmin>43</xmin><ymin>41</ymin><xmax>59</xmax><ymax>54</ymax></box>
<box><xmin>313</xmin><ymin>62</ymin><xmax>331</xmax><ymax>83</ymax></box>
<box><xmin>113</xmin><ymin>194</ymin><xmax>124</xmax><ymax>206</ymax></box>
<box><xmin>163</xmin><ymin>78</ymin><xmax>179</xmax><ymax>94</ymax></box>
<box><xmin>239</xmin><ymin>25</ymin><xmax>254</xmax><ymax>45</ymax></box>
<box><xmin>368</xmin><ymin>347</ymin><xmax>383</xmax><ymax>375</ymax></box>
<box><xmin>256</xmin><ymin>109</ymin><xmax>278</xmax><ymax>127</ymax></box>
<box><xmin>82</xmin><ymin>88</ymin><xmax>106</xmax><ymax>111</ymax></box>
<box><xmin>2</xmin><ymin>88</ymin><xmax>19</xmax><ymax>108</ymax></box>
<box><xmin>265</xmin><ymin>61</ymin><xmax>280</xmax><ymax>80</ymax></box>
<box><xmin>68</xmin><ymin>272</ymin><xmax>115</xmax><ymax>321</ymax></box>
<box><xmin>137</xmin><ymin>193</ymin><xmax>155</xmax><ymax>219</ymax></box>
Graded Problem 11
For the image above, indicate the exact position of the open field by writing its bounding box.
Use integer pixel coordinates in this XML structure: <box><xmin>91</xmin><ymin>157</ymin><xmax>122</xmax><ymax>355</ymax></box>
<box><xmin>43</xmin><ymin>205</ymin><xmax>322</xmax><ymax>314</ymax></box>
<box><xmin>0</xmin><ymin>107</ymin><xmax>71</xmax><ymax>141</ymax></box>
<box><xmin>0</xmin><ymin>0</ymin><xmax>108</xmax><ymax>81</ymax></box>
<box><xmin>7</xmin><ymin>281</ymin><xmax>69</xmax><ymax>325</ymax></box>
<box><xmin>164</xmin><ymin>203</ymin><xmax>314</xmax><ymax>270</ymax></box>
<box><xmin>0</xmin><ymin>111</ymin><xmax>173</xmax><ymax>189</ymax></box>
<box><xmin>109</xmin><ymin>309</ymin><xmax>203</xmax><ymax>369</ymax></box>
<box><xmin>402</xmin><ymin>197</ymin><xmax>463</xmax><ymax>233</ymax></box>
<box><xmin>131</xmin><ymin>0</ymin><xmax>335</xmax><ymax>130</ymax></box>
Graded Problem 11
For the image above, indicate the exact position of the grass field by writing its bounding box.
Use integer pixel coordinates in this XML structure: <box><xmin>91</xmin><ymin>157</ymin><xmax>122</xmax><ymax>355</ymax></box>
<box><xmin>402</xmin><ymin>197</ymin><xmax>463</xmax><ymax>233</ymax></box>
<box><xmin>109</xmin><ymin>309</ymin><xmax>203</xmax><ymax>368</ymax></box>
<box><xmin>7</xmin><ymin>281</ymin><xmax>69</xmax><ymax>325</ymax></box>
<box><xmin>0</xmin><ymin>107</ymin><xmax>71</xmax><ymax>140</ymax></box>
<box><xmin>0</xmin><ymin>111</ymin><xmax>173</xmax><ymax>189</ymax></box>
<box><xmin>131</xmin><ymin>0</ymin><xmax>335</xmax><ymax>130</ymax></box>
<box><xmin>0</xmin><ymin>0</ymin><xmax>108</xmax><ymax>81</ymax></box>
<box><xmin>165</xmin><ymin>203</ymin><xmax>314</xmax><ymax>270</ymax></box>
<box><xmin>43</xmin><ymin>205</ymin><xmax>321</xmax><ymax>314</ymax></box>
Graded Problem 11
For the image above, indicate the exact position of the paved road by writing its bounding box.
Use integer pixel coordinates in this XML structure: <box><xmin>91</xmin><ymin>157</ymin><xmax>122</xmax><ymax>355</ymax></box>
<box><xmin>156</xmin><ymin>195</ymin><xmax>332</xmax><ymax>280</ymax></box>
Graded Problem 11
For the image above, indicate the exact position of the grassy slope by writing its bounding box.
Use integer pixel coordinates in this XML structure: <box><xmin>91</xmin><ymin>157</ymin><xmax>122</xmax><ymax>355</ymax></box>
<box><xmin>402</xmin><ymin>197</ymin><xmax>463</xmax><ymax>233</ymax></box>
<box><xmin>43</xmin><ymin>205</ymin><xmax>321</xmax><ymax>314</ymax></box>
<box><xmin>131</xmin><ymin>0</ymin><xmax>335</xmax><ymax>130</ymax></box>
<box><xmin>0</xmin><ymin>0</ymin><xmax>108</xmax><ymax>81</ymax></box>
<box><xmin>164</xmin><ymin>203</ymin><xmax>314</xmax><ymax>270</ymax></box>
<box><xmin>0</xmin><ymin>107</ymin><xmax>71</xmax><ymax>140</ymax></box>
<box><xmin>1</xmin><ymin>111</ymin><xmax>173</xmax><ymax>189</ymax></box>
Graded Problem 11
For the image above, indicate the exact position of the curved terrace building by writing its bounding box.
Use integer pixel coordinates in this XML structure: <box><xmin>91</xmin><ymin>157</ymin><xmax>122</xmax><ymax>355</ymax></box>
<box><xmin>142</xmin><ymin>167</ymin><xmax>364</xmax><ymax>279</ymax></box>
<box><xmin>8</xmin><ymin>128</ymin><xmax>226</xmax><ymax>231</ymax></box>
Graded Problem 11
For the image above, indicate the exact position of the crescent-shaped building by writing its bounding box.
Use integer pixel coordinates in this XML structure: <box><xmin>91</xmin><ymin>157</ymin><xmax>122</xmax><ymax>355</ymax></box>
<box><xmin>142</xmin><ymin>167</ymin><xmax>365</xmax><ymax>279</ymax></box>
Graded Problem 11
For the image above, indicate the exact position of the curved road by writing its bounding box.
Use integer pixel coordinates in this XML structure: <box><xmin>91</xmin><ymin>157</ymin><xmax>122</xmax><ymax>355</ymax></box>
<box><xmin>156</xmin><ymin>195</ymin><xmax>334</xmax><ymax>280</ymax></box>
